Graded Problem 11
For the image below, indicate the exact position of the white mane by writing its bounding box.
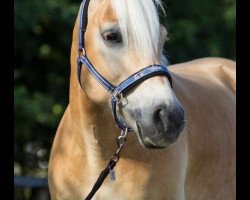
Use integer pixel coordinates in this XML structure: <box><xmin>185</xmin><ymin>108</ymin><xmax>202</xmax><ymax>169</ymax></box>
<box><xmin>112</xmin><ymin>0</ymin><xmax>165</xmax><ymax>62</ymax></box>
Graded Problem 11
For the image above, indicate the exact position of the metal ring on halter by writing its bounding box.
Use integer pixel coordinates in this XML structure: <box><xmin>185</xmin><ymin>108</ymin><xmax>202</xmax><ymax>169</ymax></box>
<box><xmin>111</xmin><ymin>90</ymin><xmax>123</xmax><ymax>103</ymax></box>
<box><xmin>112</xmin><ymin>91</ymin><xmax>128</xmax><ymax>106</ymax></box>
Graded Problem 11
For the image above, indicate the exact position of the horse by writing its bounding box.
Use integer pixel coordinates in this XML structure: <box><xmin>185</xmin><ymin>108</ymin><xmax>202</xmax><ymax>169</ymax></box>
<box><xmin>48</xmin><ymin>0</ymin><xmax>236</xmax><ymax>199</ymax></box>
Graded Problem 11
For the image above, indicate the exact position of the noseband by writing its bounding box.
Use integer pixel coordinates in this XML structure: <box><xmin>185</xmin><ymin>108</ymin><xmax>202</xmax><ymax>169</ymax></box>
<box><xmin>77</xmin><ymin>0</ymin><xmax>172</xmax><ymax>132</ymax></box>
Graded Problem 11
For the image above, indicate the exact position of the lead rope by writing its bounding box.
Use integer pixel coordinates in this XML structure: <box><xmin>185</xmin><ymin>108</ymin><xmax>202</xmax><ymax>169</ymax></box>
<box><xmin>84</xmin><ymin>128</ymin><xmax>128</xmax><ymax>200</ymax></box>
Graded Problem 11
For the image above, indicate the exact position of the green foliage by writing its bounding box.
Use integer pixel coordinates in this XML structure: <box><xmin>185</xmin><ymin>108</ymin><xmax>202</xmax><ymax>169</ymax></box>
<box><xmin>162</xmin><ymin>0</ymin><xmax>235</xmax><ymax>63</ymax></box>
<box><xmin>14</xmin><ymin>1</ymin><xmax>235</xmax><ymax>199</ymax></box>
<box><xmin>14</xmin><ymin>0</ymin><xmax>79</xmax><ymax>178</ymax></box>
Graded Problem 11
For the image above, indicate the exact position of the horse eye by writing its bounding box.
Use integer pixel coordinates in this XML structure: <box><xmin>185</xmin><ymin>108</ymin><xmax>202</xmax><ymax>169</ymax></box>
<box><xmin>102</xmin><ymin>31</ymin><xmax>122</xmax><ymax>43</ymax></box>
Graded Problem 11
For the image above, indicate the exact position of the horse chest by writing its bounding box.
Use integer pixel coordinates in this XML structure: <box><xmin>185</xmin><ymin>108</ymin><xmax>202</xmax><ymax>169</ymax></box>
<box><xmin>86</xmin><ymin>157</ymin><xmax>185</xmax><ymax>200</ymax></box>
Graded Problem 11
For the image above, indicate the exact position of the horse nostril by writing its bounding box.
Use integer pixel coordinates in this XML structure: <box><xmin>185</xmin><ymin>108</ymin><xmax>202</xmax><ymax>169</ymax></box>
<box><xmin>153</xmin><ymin>107</ymin><xmax>168</xmax><ymax>132</ymax></box>
<box><xmin>153</xmin><ymin>105</ymin><xmax>185</xmax><ymax>134</ymax></box>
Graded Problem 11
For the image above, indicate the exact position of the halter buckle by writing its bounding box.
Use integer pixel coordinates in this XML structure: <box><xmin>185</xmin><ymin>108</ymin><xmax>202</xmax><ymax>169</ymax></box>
<box><xmin>112</xmin><ymin>91</ymin><xmax>128</xmax><ymax>107</ymax></box>
<box><xmin>78</xmin><ymin>48</ymin><xmax>86</xmax><ymax>58</ymax></box>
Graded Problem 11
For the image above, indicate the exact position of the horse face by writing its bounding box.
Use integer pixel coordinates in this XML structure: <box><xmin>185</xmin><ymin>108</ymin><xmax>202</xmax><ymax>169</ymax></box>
<box><xmin>84</xmin><ymin>0</ymin><xmax>185</xmax><ymax>148</ymax></box>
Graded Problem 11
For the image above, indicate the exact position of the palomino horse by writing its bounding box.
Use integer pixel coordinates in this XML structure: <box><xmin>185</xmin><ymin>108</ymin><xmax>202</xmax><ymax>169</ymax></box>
<box><xmin>48</xmin><ymin>0</ymin><xmax>236</xmax><ymax>199</ymax></box>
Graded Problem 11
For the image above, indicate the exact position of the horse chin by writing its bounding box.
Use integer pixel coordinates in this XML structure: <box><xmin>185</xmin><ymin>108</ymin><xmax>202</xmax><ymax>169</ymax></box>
<box><xmin>138</xmin><ymin>135</ymin><xmax>168</xmax><ymax>149</ymax></box>
<box><xmin>135</xmin><ymin>121</ymin><xmax>184</xmax><ymax>149</ymax></box>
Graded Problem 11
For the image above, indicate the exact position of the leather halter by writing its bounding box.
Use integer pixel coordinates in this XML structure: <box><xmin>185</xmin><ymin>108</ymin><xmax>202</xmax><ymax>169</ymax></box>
<box><xmin>77</xmin><ymin>0</ymin><xmax>172</xmax><ymax>132</ymax></box>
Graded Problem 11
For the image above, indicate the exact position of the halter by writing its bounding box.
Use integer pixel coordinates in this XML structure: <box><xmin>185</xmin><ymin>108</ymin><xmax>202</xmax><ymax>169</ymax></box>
<box><xmin>77</xmin><ymin>0</ymin><xmax>172</xmax><ymax>132</ymax></box>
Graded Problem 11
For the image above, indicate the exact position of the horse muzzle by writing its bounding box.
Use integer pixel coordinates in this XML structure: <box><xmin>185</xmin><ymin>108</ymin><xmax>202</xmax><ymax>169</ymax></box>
<box><xmin>134</xmin><ymin>102</ymin><xmax>185</xmax><ymax>149</ymax></box>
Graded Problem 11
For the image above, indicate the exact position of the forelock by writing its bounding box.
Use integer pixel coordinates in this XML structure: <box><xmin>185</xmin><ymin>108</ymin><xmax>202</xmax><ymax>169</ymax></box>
<box><xmin>112</xmin><ymin>0</ymin><xmax>165</xmax><ymax>63</ymax></box>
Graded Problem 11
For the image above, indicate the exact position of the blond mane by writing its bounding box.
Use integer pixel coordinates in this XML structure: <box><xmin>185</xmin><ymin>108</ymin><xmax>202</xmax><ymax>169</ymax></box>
<box><xmin>112</xmin><ymin>0</ymin><xmax>165</xmax><ymax>62</ymax></box>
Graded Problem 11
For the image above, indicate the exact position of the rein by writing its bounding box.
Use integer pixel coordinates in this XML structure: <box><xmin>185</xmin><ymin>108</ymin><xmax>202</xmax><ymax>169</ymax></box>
<box><xmin>77</xmin><ymin>0</ymin><xmax>172</xmax><ymax>199</ymax></box>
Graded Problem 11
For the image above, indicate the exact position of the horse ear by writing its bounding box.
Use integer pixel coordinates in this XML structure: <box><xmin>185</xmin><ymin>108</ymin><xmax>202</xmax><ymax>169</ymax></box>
<box><xmin>161</xmin><ymin>52</ymin><xmax>169</xmax><ymax>66</ymax></box>
<box><xmin>160</xmin><ymin>25</ymin><xmax>168</xmax><ymax>42</ymax></box>
<box><xmin>158</xmin><ymin>25</ymin><xmax>168</xmax><ymax>62</ymax></box>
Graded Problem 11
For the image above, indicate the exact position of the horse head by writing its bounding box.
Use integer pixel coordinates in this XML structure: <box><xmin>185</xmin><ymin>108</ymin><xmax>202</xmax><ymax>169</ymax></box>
<box><xmin>72</xmin><ymin>0</ymin><xmax>185</xmax><ymax>149</ymax></box>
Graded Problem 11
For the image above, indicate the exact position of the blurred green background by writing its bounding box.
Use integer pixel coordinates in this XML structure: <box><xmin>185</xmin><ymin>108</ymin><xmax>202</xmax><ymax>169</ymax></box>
<box><xmin>14</xmin><ymin>0</ymin><xmax>235</xmax><ymax>199</ymax></box>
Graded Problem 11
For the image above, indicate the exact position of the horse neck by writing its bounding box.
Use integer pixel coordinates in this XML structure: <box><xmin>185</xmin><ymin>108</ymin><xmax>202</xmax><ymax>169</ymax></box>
<box><xmin>69</xmin><ymin>94</ymin><xmax>119</xmax><ymax>157</ymax></box>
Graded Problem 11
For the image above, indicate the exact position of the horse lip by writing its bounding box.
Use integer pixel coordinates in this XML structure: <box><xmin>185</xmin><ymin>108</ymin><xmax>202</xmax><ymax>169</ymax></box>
<box><xmin>136</xmin><ymin>122</ymin><xmax>145</xmax><ymax>141</ymax></box>
<box><xmin>136</xmin><ymin>122</ymin><xmax>167</xmax><ymax>149</ymax></box>
<box><xmin>144</xmin><ymin>136</ymin><xmax>166</xmax><ymax>149</ymax></box>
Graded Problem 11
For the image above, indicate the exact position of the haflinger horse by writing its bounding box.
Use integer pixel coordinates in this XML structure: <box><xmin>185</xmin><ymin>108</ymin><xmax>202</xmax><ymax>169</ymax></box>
<box><xmin>48</xmin><ymin>0</ymin><xmax>236</xmax><ymax>199</ymax></box>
